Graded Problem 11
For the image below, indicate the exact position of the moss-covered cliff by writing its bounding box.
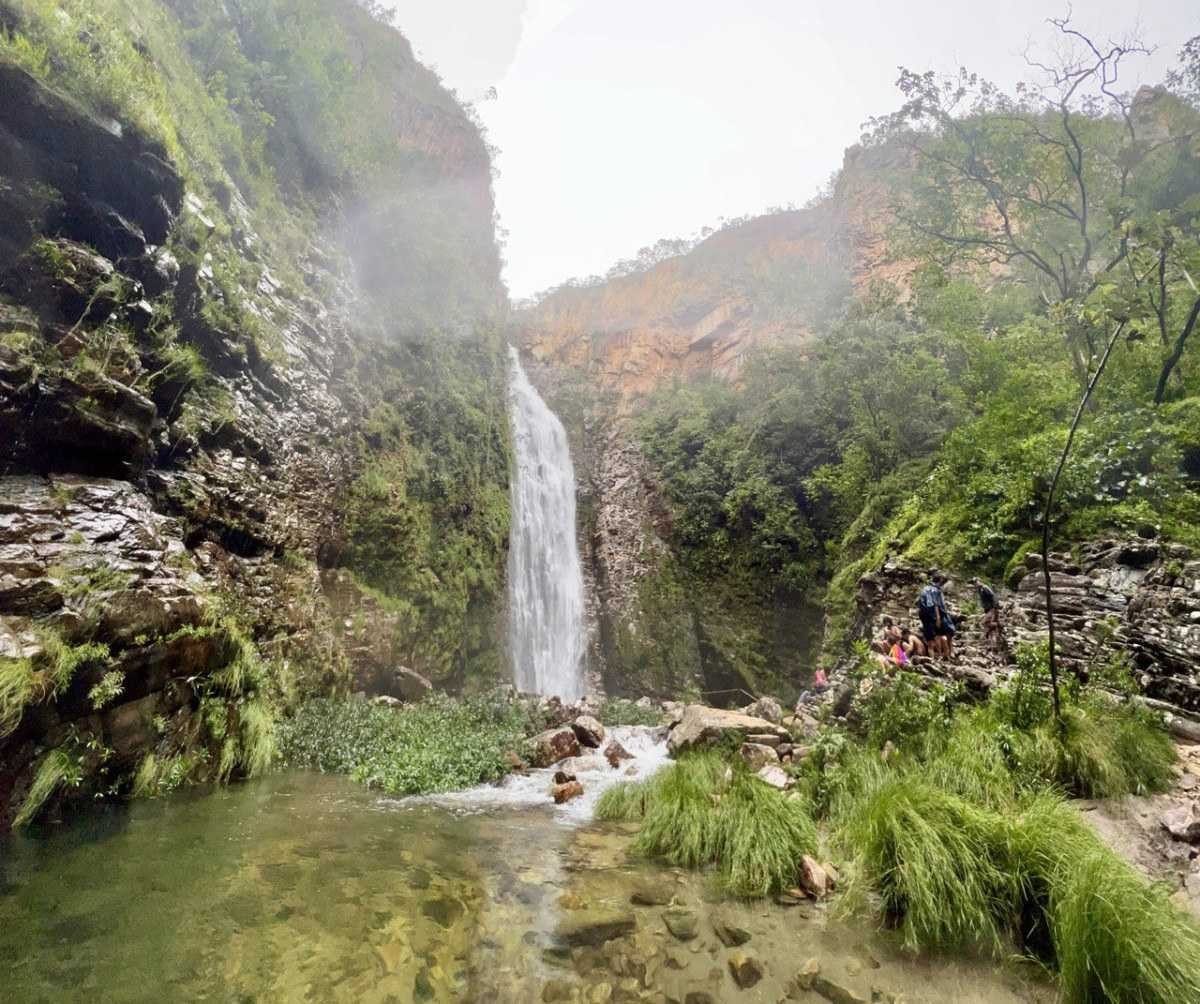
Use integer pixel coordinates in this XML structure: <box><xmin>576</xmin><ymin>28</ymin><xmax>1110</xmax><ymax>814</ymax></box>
<box><xmin>0</xmin><ymin>0</ymin><xmax>510</xmax><ymax>827</ymax></box>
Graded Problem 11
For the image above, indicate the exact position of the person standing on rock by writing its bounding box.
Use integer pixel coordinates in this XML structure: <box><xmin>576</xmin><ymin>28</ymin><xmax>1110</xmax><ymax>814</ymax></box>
<box><xmin>972</xmin><ymin>576</ymin><xmax>1006</xmax><ymax>657</ymax></box>
<box><xmin>917</xmin><ymin>572</ymin><xmax>955</xmax><ymax>660</ymax></box>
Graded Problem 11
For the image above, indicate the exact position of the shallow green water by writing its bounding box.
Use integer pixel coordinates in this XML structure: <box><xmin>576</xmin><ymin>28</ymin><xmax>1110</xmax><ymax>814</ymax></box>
<box><xmin>0</xmin><ymin>772</ymin><xmax>1052</xmax><ymax>1003</ymax></box>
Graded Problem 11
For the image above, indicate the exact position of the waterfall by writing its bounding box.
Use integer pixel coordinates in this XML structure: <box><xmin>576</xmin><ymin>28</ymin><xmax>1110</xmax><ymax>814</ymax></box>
<box><xmin>506</xmin><ymin>345</ymin><xmax>586</xmax><ymax>701</ymax></box>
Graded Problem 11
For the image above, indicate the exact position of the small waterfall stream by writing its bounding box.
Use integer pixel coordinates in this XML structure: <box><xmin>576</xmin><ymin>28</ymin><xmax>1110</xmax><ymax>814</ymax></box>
<box><xmin>506</xmin><ymin>345</ymin><xmax>586</xmax><ymax>700</ymax></box>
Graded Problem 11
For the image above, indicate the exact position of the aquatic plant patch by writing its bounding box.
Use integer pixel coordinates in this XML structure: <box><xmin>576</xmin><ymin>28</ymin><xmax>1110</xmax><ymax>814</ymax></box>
<box><xmin>277</xmin><ymin>694</ymin><xmax>537</xmax><ymax>795</ymax></box>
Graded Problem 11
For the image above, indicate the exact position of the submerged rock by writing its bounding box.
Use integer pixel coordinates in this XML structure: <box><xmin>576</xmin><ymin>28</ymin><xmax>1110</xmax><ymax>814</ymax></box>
<box><xmin>727</xmin><ymin>950</ymin><xmax>764</xmax><ymax>988</ymax></box>
<box><xmin>711</xmin><ymin>917</ymin><xmax>751</xmax><ymax>948</ymax></box>
<box><xmin>812</xmin><ymin>975</ymin><xmax>868</xmax><ymax>1004</ymax></box>
<box><xmin>554</xmin><ymin>910</ymin><xmax>637</xmax><ymax>948</ymax></box>
<box><xmin>662</xmin><ymin>908</ymin><xmax>699</xmax><ymax>941</ymax></box>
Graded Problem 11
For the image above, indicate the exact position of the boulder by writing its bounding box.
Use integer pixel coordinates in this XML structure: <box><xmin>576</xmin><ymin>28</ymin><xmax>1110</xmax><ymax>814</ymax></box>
<box><xmin>603</xmin><ymin>738</ymin><xmax>633</xmax><ymax>768</ymax></box>
<box><xmin>746</xmin><ymin>732</ymin><xmax>782</xmax><ymax>748</ymax></box>
<box><xmin>1161</xmin><ymin>803</ymin><xmax>1200</xmax><ymax>843</ymax></box>
<box><xmin>552</xmin><ymin>770</ymin><xmax>577</xmax><ymax>785</ymax></box>
<box><xmin>629</xmin><ymin>881</ymin><xmax>674</xmax><ymax>906</ymax></box>
<box><xmin>668</xmin><ymin>705</ymin><xmax>790</xmax><ymax>755</ymax></box>
<box><xmin>756</xmin><ymin>765</ymin><xmax>791</xmax><ymax>790</ymax></box>
<box><xmin>739</xmin><ymin>742</ymin><xmax>780</xmax><ymax>770</ymax></box>
<box><xmin>790</xmin><ymin>958</ymin><xmax>821</xmax><ymax>994</ymax></box>
<box><xmin>743</xmin><ymin>696</ymin><xmax>784</xmax><ymax>724</ymax></box>
<box><xmin>572</xmin><ymin>715</ymin><xmax>606</xmax><ymax>748</ymax></box>
<box><xmin>553</xmin><ymin>910</ymin><xmax>636</xmax><ymax>948</ymax></box>
<box><xmin>728</xmin><ymin>951</ymin><xmax>764</xmax><ymax>989</ymax></box>
<box><xmin>552</xmin><ymin>780</ymin><xmax>584</xmax><ymax>804</ymax></box>
<box><xmin>529</xmin><ymin>726</ymin><xmax>581</xmax><ymax>768</ymax></box>
<box><xmin>799</xmin><ymin>855</ymin><xmax>832</xmax><ymax>899</ymax></box>
<box><xmin>503</xmin><ymin>751</ymin><xmax>528</xmax><ymax>772</ymax></box>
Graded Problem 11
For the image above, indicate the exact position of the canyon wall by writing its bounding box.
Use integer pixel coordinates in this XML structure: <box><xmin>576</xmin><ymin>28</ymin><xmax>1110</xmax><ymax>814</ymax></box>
<box><xmin>0</xmin><ymin>0</ymin><xmax>506</xmax><ymax>827</ymax></box>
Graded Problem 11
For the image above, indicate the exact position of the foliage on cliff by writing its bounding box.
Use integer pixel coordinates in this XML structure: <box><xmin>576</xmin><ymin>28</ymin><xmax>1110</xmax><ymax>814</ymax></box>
<box><xmin>635</xmin><ymin>30</ymin><xmax>1200</xmax><ymax>667</ymax></box>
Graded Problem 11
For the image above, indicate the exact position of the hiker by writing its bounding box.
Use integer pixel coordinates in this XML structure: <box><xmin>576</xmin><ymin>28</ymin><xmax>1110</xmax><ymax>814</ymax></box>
<box><xmin>972</xmin><ymin>576</ymin><xmax>1005</xmax><ymax>655</ymax></box>
<box><xmin>813</xmin><ymin>667</ymin><xmax>828</xmax><ymax>692</ymax></box>
<box><xmin>889</xmin><ymin>634</ymin><xmax>909</xmax><ymax>668</ymax></box>
<box><xmin>901</xmin><ymin>627</ymin><xmax>926</xmax><ymax>659</ymax></box>
<box><xmin>871</xmin><ymin>617</ymin><xmax>895</xmax><ymax>655</ymax></box>
<box><xmin>917</xmin><ymin>572</ymin><xmax>955</xmax><ymax>659</ymax></box>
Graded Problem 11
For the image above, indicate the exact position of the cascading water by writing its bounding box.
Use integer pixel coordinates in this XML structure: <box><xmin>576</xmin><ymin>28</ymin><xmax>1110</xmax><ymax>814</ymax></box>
<box><xmin>506</xmin><ymin>345</ymin><xmax>586</xmax><ymax>701</ymax></box>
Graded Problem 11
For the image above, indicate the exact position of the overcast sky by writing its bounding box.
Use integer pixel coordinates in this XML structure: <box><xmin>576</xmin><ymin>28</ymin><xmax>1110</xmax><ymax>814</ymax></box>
<box><xmin>386</xmin><ymin>1</ymin><xmax>1196</xmax><ymax>299</ymax></box>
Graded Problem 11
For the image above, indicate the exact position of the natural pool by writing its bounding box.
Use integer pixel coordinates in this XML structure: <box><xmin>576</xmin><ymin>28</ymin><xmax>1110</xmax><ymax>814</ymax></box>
<box><xmin>0</xmin><ymin>767</ymin><xmax>1053</xmax><ymax>1003</ymax></box>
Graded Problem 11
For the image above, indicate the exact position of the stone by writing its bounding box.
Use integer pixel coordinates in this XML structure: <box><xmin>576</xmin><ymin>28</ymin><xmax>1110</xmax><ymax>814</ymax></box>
<box><xmin>727</xmin><ymin>951</ymin><xmax>764</xmax><ymax>989</ymax></box>
<box><xmin>530</xmin><ymin>726</ymin><xmax>582</xmax><ymax>768</ymax></box>
<box><xmin>743</xmin><ymin>695</ymin><xmax>784</xmax><ymax>723</ymax></box>
<box><xmin>799</xmin><ymin>856</ymin><xmax>831</xmax><ymax>898</ymax></box>
<box><xmin>790</xmin><ymin>958</ymin><xmax>821</xmax><ymax>994</ymax></box>
<box><xmin>756</xmin><ymin>764</ymin><xmax>791</xmax><ymax>790</ymax></box>
<box><xmin>711</xmin><ymin>918</ymin><xmax>751</xmax><ymax>948</ymax></box>
<box><xmin>662</xmin><ymin>908</ymin><xmax>699</xmax><ymax>941</ymax></box>
<box><xmin>553</xmin><ymin>781</ymin><xmax>585</xmax><ymax>804</ymax></box>
<box><xmin>554</xmin><ymin>911</ymin><xmax>637</xmax><ymax>948</ymax></box>
<box><xmin>684</xmin><ymin>994</ymin><xmax>716</xmax><ymax>1004</ymax></box>
<box><xmin>739</xmin><ymin>742</ymin><xmax>780</xmax><ymax>770</ymax></box>
<box><xmin>1161</xmin><ymin>803</ymin><xmax>1200</xmax><ymax>843</ymax></box>
<box><xmin>630</xmin><ymin>882</ymin><xmax>674</xmax><ymax>906</ymax></box>
<box><xmin>572</xmin><ymin>715</ymin><xmax>606</xmax><ymax>748</ymax></box>
<box><xmin>812</xmin><ymin>975</ymin><xmax>868</xmax><ymax>1004</ymax></box>
<box><xmin>603</xmin><ymin>738</ymin><xmax>633</xmax><ymax>767</ymax></box>
<box><xmin>746</xmin><ymin>732</ymin><xmax>782</xmax><ymax>747</ymax></box>
<box><xmin>504</xmin><ymin>751</ymin><xmax>529</xmax><ymax>772</ymax></box>
<box><xmin>668</xmin><ymin>705</ymin><xmax>790</xmax><ymax>755</ymax></box>
<box><xmin>553</xmin><ymin>770</ymin><xmax>577</xmax><ymax>785</ymax></box>
<box><xmin>589</xmin><ymin>982</ymin><xmax>613</xmax><ymax>1003</ymax></box>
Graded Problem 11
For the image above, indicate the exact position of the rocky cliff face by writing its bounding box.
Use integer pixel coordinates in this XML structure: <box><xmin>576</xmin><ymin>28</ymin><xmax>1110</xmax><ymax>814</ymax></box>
<box><xmin>0</xmin><ymin>2</ymin><xmax>504</xmax><ymax>828</ymax></box>
<box><xmin>512</xmin><ymin>143</ymin><xmax>910</xmax><ymax>403</ymax></box>
<box><xmin>852</xmin><ymin>539</ymin><xmax>1200</xmax><ymax>717</ymax></box>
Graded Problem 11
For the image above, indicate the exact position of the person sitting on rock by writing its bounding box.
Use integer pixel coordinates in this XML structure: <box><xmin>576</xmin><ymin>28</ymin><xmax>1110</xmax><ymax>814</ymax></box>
<box><xmin>918</xmin><ymin>572</ymin><xmax>955</xmax><ymax>659</ymax></box>
<box><xmin>901</xmin><ymin>627</ymin><xmax>926</xmax><ymax>659</ymax></box>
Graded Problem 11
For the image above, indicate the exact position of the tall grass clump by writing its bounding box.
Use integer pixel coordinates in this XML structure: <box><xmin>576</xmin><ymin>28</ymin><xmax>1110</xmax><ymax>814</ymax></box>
<box><xmin>595</xmin><ymin>780</ymin><xmax>652</xmax><ymax>822</ymax></box>
<box><xmin>12</xmin><ymin>747</ymin><xmax>73</xmax><ymax>828</ymax></box>
<box><xmin>238</xmin><ymin>699</ymin><xmax>278</xmax><ymax>777</ymax></box>
<box><xmin>716</xmin><ymin>771</ymin><xmax>817</xmax><ymax>898</ymax></box>
<box><xmin>841</xmin><ymin>775</ymin><xmax>1017</xmax><ymax>953</ymax></box>
<box><xmin>0</xmin><ymin>657</ymin><xmax>35</xmax><ymax>737</ymax></box>
<box><xmin>1012</xmin><ymin>796</ymin><xmax>1200</xmax><ymax>1004</ymax></box>
<box><xmin>632</xmin><ymin>752</ymin><xmax>726</xmax><ymax>869</ymax></box>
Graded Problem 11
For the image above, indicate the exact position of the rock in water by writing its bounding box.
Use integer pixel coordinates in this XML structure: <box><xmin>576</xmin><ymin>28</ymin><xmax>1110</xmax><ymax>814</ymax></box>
<box><xmin>552</xmin><ymin>780</ymin><xmax>584</xmax><ymax>804</ymax></box>
<box><xmin>712</xmin><ymin>917</ymin><xmax>752</xmax><ymax>947</ymax></box>
<box><xmin>728</xmin><ymin>951</ymin><xmax>764</xmax><ymax>989</ymax></box>
<box><xmin>662</xmin><ymin>908</ymin><xmax>699</xmax><ymax>941</ymax></box>
<box><xmin>668</xmin><ymin>705</ymin><xmax>790</xmax><ymax>755</ymax></box>
<box><xmin>603</xmin><ymin>738</ymin><xmax>633</xmax><ymax>768</ymax></box>
<box><xmin>529</xmin><ymin>726</ymin><xmax>581</xmax><ymax>768</ymax></box>
<box><xmin>553</xmin><ymin>911</ymin><xmax>636</xmax><ymax>948</ymax></box>
<box><xmin>812</xmin><ymin>975</ymin><xmax>868</xmax><ymax>1004</ymax></box>
<box><xmin>572</xmin><ymin>715</ymin><xmax>606</xmax><ymax>748</ymax></box>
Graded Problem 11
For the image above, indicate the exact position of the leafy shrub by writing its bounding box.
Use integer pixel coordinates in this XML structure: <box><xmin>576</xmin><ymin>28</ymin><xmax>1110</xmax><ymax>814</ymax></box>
<box><xmin>277</xmin><ymin>694</ymin><xmax>535</xmax><ymax>795</ymax></box>
<box><xmin>598</xmin><ymin>698</ymin><xmax>662</xmax><ymax>727</ymax></box>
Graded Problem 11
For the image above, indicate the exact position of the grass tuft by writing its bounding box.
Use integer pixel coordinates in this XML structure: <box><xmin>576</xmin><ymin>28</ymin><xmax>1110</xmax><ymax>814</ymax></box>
<box><xmin>0</xmin><ymin>657</ymin><xmax>35</xmax><ymax>737</ymax></box>
<box><xmin>631</xmin><ymin>752</ymin><xmax>726</xmax><ymax>869</ymax></box>
<box><xmin>595</xmin><ymin>781</ymin><xmax>651</xmax><ymax>822</ymax></box>
<box><xmin>716</xmin><ymin>771</ymin><xmax>817</xmax><ymax>898</ymax></box>
<box><xmin>13</xmin><ymin>748</ymin><xmax>73</xmax><ymax>828</ymax></box>
<box><xmin>238</xmin><ymin>700</ymin><xmax>277</xmax><ymax>778</ymax></box>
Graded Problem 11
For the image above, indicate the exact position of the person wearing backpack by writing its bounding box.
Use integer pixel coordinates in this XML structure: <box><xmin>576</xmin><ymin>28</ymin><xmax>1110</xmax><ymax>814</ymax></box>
<box><xmin>917</xmin><ymin>572</ymin><xmax>955</xmax><ymax>659</ymax></box>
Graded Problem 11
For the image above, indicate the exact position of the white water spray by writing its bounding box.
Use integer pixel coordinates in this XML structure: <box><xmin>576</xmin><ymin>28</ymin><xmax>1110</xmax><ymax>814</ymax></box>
<box><xmin>506</xmin><ymin>345</ymin><xmax>586</xmax><ymax>701</ymax></box>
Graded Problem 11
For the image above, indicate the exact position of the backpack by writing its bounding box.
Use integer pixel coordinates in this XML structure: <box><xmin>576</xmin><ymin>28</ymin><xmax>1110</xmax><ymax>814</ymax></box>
<box><xmin>918</xmin><ymin>585</ymin><xmax>939</xmax><ymax>613</ymax></box>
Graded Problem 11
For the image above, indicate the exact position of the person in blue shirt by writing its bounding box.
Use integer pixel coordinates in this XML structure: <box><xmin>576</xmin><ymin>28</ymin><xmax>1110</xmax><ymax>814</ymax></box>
<box><xmin>917</xmin><ymin>572</ymin><xmax>955</xmax><ymax>659</ymax></box>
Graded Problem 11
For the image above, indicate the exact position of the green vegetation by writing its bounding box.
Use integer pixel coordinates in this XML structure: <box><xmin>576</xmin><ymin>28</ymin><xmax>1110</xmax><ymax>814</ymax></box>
<box><xmin>601</xmin><ymin>752</ymin><xmax>819</xmax><ymax>898</ymax></box>
<box><xmin>277</xmin><ymin>695</ymin><xmax>537</xmax><ymax>796</ymax></box>
<box><xmin>0</xmin><ymin>657</ymin><xmax>36</xmax><ymax>737</ymax></box>
<box><xmin>12</xmin><ymin>748</ymin><xmax>77</xmax><ymax>829</ymax></box>
<box><xmin>340</xmin><ymin>329</ymin><xmax>512</xmax><ymax>689</ymax></box>
<box><xmin>628</xmin><ymin>30</ymin><xmax>1200</xmax><ymax>672</ymax></box>
<box><xmin>597</xmin><ymin>697</ymin><xmax>662</xmax><ymax>727</ymax></box>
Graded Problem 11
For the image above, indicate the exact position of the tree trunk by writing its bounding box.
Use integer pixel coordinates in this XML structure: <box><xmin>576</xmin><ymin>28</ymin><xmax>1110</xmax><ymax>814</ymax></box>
<box><xmin>1041</xmin><ymin>322</ymin><xmax>1125</xmax><ymax>721</ymax></box>
<box><xmin>1154</xmin><ymin>297</ymin><xmax>1200</xmax><ymax>405</ymax></box>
